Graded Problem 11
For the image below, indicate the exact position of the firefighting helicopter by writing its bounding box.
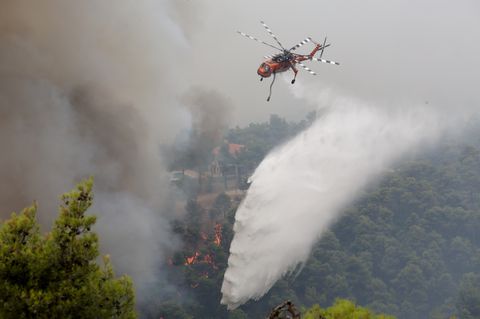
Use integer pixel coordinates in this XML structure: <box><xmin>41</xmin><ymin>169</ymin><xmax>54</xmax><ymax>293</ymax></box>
<box><xmin>238</xmin><ymin>21</ymin><xmax>340</xmax><ymax>101</ymax></box>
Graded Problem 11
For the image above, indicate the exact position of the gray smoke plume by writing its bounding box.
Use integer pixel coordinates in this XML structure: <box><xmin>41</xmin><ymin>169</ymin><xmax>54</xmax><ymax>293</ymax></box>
<box><xmin>185</xmin><ymin>88</ymin><xmax>232</xmax><ymax>145</ymax></box>
<box><xmin>175</xmin><ymin>88</ymin><xmax>233</xmax><ymax>169</ymax></box>
<box><xmin>0</xmin><ymin>0</ymin><xmax>192</xmax><ymax>303</ymax></box>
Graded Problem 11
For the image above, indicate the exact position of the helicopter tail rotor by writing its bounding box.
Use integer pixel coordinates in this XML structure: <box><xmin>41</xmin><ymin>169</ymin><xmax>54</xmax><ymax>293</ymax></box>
<box><xmin>310</xmin><ymin>36</ymin><xmax>340</xmax><ymax>65</ymax></box>
<box><xmin>319</xmin><ymin>36</ymin><xmax>327</xmax><ymax>59</ymax></box>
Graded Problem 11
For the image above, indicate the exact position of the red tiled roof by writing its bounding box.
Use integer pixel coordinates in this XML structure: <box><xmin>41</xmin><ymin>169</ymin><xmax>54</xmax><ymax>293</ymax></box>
<box><xmin>212</xmin><ymin>143</ymin><xmax>245</xmax><ymax>157</ymax></box>
<box><xmin>228</xmin><ymin>143</ymin><xmax>244</xmax><ymax>155</ymax></box>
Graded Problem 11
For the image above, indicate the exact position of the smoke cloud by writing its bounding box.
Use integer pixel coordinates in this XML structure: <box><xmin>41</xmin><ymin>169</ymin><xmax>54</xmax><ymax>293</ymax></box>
<box><xmin>174</xmin><ymin>88</ymin><xmax>233</xmax><ymax>169</ymax></box>
<box><xmin>184</xmin><ymin>88</ymin><xmax>232</xmax><ymax>146</ymax></box>
<box><xmin>0</xmin><ymin>0</ymin><xmax>192</xmax><ymax>303</ymax></box>
<box><xmin>221</xmin><ymin>96</ymin><xmax>452</xmax><ymax>308</ymax></box>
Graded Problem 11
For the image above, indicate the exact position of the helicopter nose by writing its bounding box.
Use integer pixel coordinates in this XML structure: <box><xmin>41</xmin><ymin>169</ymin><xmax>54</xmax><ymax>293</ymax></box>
<box><xmin>257</xmin><ymin>67</ymin><xmax>271</xmax><ymax>78</ymax></box>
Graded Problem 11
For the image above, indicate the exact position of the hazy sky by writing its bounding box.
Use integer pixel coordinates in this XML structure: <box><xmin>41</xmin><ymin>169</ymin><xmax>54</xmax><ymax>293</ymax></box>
<box><xmin>179</xmin><ymin>0</ymin><xmax>480</xmax><ymax>124</ymax></box>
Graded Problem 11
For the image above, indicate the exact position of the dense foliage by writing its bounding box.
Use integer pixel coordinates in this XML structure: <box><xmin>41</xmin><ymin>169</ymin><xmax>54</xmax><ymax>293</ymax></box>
<box><xmin>297</xmin><ymin>140</ymin><xmax>480</xmax><ymax>319</ymax></box>
<box><xmin>0</xmin><ymin>179</ymin><xmax>136</xmax><ymax>318</ymax></box>
<box><xmin>225</xmin><ymin>112</ymin><xmax>317</xmax><ymax>168</ymax></box>
<box><xmin>303</xmin><ymin>299</ymin><xmax>395</xmax><ymax>319</ymax></box>
<box><xmin>159</xmin><ymin>114</ymin><xmax>480</xmax><ymax>319</ymax></box>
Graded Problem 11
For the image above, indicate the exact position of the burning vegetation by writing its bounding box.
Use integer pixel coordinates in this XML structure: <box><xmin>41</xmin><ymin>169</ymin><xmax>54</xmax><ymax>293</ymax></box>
<box><xmin>183</xmin><ymin>222</ymin><xmax>223</xmax><ymax>271</ymax></box>
<box><xmin>166</xmin><ymin>193</ymin><xmax>233</xmax><ymax>305</ymax></box>
<box><xmin>184</xmin><ymin>252</ymin><xmax>200</xmax><ymax>266</ymax></box>
<box><xmin>214</xmin><ymin>223</ymin><xmax>222</xmax><ymax>246</ymax></box>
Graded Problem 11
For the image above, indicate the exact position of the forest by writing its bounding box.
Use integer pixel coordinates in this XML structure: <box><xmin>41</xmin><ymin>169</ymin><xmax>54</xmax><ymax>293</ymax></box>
<box><xmin>2</xmin><ymin>112</ymin><xmax>480</xmax><ymax>318</ymax></box>
<box><xmin>158</xmin><ymin>113</ymin><xmax>480</xmax><ymax>318</ymax></box>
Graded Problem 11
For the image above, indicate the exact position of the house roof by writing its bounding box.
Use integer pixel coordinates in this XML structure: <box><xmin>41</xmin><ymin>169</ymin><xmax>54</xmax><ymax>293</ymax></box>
<box><xmin>212</xmin><ymin>143</ymin><xmax>245</xmax><ymax>157</ymax></box>
<box><xmin>228</xmin><ymin>143</ymin><xmax>245</xmax><ymax>155</ymax></box>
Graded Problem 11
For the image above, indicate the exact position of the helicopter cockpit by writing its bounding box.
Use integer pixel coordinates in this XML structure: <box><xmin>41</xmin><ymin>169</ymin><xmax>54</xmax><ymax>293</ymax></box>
<box><xmin>257</xmin><ymin>62</ymin><xmax>272</xmax><ymax>77</ymax></box>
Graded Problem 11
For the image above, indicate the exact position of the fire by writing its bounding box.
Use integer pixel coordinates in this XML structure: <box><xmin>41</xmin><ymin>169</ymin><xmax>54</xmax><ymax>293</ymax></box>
<box><xmin>182</xmin><ymin>224</ymin><xmax>223</xmax><ymax>269</ymax></box>
<box><xmin>203</xmin><ymin>254</ymin><xmax>218</xmax><ymax>270</ymax></box>
<box><xmin>185</xmin><ymin>251</ymin><xmax>200</xmax><ymax>265</ymax></box>
<box><xmin>203</xmin><ymin>254</ymin><xmax>213</xmax><ymax>264</ymax></box>
<box><xmin>214</xmin><ymin>223</ymin><xmax>222</xmax><ymax>246</ymax></box>
<box><xmin>184</xmin><ymin>251</ymin><xmax>219</xmax><ymax>270</ymax></box>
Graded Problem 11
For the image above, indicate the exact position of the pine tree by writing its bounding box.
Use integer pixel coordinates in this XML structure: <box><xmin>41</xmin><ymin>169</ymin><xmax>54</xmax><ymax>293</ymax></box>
<box><xmin>0</xmin><ymin>178</ymin><xmax>136</xmax><ymax>318</ymax></box>
<box><xmin>303</xmin><ymin>299</ymin><xmax>395</xmax><ymax>319</ymax></box>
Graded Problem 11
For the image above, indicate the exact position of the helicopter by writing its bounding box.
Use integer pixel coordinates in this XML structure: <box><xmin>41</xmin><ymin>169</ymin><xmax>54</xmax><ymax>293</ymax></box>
<box><xmin>238</xmin><ymin>21</ymin><xmax>340</xmax><ymax>101</ymax></box>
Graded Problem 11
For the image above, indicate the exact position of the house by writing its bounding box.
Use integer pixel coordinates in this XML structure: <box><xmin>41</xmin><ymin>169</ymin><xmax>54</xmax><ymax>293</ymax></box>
<box><xmin>212</xmin><ymin>143</ymin><xmax>245</xmax><ymax>158</ymax></box>
<box><xmin>210</xmin><ymin>142</ymin><xmax>245</xmax><ymax>177</ymax></box>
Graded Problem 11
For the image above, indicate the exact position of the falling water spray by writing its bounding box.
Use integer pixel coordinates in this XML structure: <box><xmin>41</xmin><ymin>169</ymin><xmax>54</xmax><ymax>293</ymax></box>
<box><xmin>221</xmin><ymin>97</ymin><xmax>444</xmax><ymax>309</ymax></box>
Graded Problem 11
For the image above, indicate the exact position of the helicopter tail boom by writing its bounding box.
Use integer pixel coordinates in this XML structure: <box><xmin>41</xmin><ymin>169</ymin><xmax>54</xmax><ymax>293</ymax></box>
<box><xmin>308</xmin><ymin>37</ymin><xmax>330</xmax><ymax>59</ymax></box>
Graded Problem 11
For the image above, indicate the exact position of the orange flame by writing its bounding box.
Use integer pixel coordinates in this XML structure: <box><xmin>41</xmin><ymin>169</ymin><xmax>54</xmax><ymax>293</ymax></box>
<box><xmin>203</xmin><ymin>254</ymin><xmax>213</xmax><ymax>264</ymax></box>
<box><xmin>214</xmin><ymin>223</ymin><xmax>222</xmax><ymax>246</ymax></box>
<box><xmin>203</xmin><ymin>254</ymin><xmax>218</xmax><ymax>270</ymax></box>
<box><xmin>185</xmin><ymin>251</ymin><xmax>200</xmax><ymax>265</ymax></box>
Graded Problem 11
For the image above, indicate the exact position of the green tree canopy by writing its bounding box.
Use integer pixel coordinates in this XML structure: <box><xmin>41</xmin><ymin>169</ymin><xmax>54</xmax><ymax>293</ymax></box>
<box><xmin>303</xmin><ymin>299</ymin><xmax>396</xmax><ymax>319</ymax></box>
<box><xmin>0</xmin><ymin>178</ymin><xmax>136</xmax><ymax>318</ymax></box>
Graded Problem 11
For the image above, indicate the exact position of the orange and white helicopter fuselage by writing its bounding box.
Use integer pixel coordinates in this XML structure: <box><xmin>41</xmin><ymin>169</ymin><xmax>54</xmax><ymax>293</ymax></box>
<box><xmin>257</xmin><ymin>43</ymin><xmax>323</xmax><ymax>79</ymax></box>
<box><xmin>238</xmin><ymin>21</ymin><xmax>340</xmax><ymax>101</ymax></box>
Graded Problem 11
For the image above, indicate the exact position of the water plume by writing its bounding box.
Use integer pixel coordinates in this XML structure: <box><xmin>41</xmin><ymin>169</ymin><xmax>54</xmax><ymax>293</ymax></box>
<box><xmin>221</xmin><ymin>98</ymin><xmax>444</xmax><ymax>309</ymax></box>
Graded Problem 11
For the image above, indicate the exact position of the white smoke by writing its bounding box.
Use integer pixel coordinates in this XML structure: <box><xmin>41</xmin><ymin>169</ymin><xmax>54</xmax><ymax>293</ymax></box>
<box><xmin>221</xmin><ymin>95</ymin><xmax>447</xmax><ymax>309</ymax></box>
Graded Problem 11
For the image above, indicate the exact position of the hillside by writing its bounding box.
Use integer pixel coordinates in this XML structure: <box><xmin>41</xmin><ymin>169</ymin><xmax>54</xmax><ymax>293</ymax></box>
<box><xmin>156</xmin><ymin>115</ymin><xmax>480</xmax><ymax>318</ymax></box>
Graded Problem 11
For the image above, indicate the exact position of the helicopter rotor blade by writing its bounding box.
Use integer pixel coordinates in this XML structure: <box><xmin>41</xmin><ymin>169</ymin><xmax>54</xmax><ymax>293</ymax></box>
<box><xmin>298</xmin><ymin>62</ymin><xmax>317</xmax><ymax>75</ymax></box>
<box><xmin>311</xmin><ymin>57</ymin><xmax>340</xmax><ymax>65</ymax></box>
<box><xmin>237</xmin><ymin>31</ymin><xmax>283</xmax><ymax>51</ymax></box>
<box><xmin>290</xmin><ymin>37</ymin><xmax>312</xmax><ymax>51</ymax></box>
<box><xmin>260</xmin><ymin>21</ymin><xmax>286</xmax><ymax>50</ymax></box>
<box><xmin>320</xmin><ymin>37</ymin><xmax>327</xmax><ymax>59</ymax></box>
<box><xmin>319</xmin><ymin>43</ymin><xmax>331</xmax><ymax>50</ymax></box>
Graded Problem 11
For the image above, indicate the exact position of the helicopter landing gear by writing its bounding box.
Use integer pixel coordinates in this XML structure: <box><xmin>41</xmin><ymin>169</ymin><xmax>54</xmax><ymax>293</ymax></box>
<box><xmin>291</xmin><ymin>69</ymin><xmax>298</xmax><ymax>84</ymax></box>
<box><xmin>290</xmin><ymin>63</ymin><xmax>298</xmax><ymax>84</ymax></box>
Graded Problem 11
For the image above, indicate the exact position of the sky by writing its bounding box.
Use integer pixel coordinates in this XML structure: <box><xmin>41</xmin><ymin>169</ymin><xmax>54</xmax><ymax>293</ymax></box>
<box><xmin>181</xmin><ymin>0</ymin><xmax>480</xmax><ymax>124</ymax></box>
